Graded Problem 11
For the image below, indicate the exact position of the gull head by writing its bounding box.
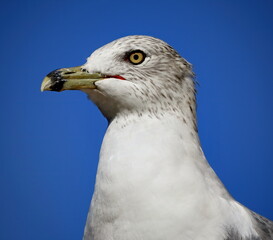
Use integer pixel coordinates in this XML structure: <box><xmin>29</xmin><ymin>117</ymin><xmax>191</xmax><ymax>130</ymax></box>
<box><xmin>41</xmin><ymin>35</ymin><xmax>196</xmax><ymax>121</ymax></box>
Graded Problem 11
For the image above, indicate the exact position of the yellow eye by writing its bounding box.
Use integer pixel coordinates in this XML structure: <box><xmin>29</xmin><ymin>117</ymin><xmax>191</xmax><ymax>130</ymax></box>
<box><xmin>129</xmin><ymin>51</ymin><xmax>146</xmax><ymax>65</ymax></box>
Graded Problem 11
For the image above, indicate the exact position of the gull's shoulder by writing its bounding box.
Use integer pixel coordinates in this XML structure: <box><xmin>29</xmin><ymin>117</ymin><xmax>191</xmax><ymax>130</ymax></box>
<box><xmin>224</xmin><ymin>210</ymin><xmax>273</xmax><ymax>240</ymax></box>
<box><xmin>251</xmin><ymin>210</ymin><xmax>273</xmax><ymax>240</ymax></box>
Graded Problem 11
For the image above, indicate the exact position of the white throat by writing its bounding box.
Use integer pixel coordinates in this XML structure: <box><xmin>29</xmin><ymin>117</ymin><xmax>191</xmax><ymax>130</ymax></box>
<box><xmin>83</xmin><ymin>112</ymin><xmax>257</xmax><ymax>240</ymax></box>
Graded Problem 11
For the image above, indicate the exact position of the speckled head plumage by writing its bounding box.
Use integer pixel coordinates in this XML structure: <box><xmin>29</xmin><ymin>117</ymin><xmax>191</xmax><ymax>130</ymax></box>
<box><xmin>83</xmin><ymin>35</ymin><xmax>196</xmax><ymax>123</ymax></box>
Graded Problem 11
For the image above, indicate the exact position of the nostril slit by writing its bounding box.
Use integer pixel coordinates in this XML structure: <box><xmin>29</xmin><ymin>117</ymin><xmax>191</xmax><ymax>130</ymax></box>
<box><xmin>81</xmin><ymin>68</ymin><xmax>89</xmax><ymax>73</ymax></box>
<box><xmin>64</xmin><ymin>71</ymin><xmax>75</xmax><ymax>75</ymax></box>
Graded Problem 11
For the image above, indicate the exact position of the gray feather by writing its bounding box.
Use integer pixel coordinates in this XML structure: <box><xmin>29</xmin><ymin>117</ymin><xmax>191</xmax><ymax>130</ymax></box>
<box><xmin>225</xmin><ymin>211</ymin><xmax>273</xmax><ymax>240</ymax></box>
<box><xmin>251</xmin><ymin>211</ymin><xmax>273</xmax><ymax>239</ymax></box>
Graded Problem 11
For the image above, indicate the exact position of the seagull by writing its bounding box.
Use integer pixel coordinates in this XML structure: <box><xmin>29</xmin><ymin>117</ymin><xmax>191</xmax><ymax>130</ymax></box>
<box><xmin>41</xmin><ymin>35</ymin><xmax>273</xmax><ymax>240</ymax></box>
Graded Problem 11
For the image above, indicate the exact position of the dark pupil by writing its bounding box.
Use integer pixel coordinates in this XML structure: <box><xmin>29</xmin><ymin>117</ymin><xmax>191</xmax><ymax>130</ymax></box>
<box><xmin>133</xmin><ymin>54</ymin><xmax>139</xmax><ymax>60</ymax></box>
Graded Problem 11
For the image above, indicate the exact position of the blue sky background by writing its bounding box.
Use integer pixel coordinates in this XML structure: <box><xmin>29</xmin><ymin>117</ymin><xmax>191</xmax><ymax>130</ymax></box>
<box><xmin>1</xmin><ymin>0</ymin><xmax>273</xmax><ymax>239</ymax></box>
